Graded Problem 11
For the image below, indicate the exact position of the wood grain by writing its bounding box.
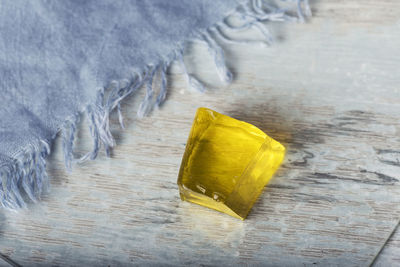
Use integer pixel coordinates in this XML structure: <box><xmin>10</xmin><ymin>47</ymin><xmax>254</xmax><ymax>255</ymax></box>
<box><xmin>1</xmin><ymin>1</ymin><xmax>400</xmax><ymax>266</ymax></box>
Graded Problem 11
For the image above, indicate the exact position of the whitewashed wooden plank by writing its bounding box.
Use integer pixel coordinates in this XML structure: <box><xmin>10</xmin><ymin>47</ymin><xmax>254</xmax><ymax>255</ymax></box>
<box><xmin>373</xmin><ymin>224</ymin><xmax>400</xmax><ymax>266</ymax></box>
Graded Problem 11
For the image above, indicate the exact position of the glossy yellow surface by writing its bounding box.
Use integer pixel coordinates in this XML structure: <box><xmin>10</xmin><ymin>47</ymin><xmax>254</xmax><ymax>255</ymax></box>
<box><xmin>177</xmin><ymin>108</ymin><xmax>285</xmax><ymax>220</ymax></box>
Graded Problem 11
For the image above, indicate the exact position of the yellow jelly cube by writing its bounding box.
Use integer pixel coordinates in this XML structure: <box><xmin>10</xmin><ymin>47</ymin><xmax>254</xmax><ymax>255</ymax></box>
<box><xmin>177</xmin><ymin>107</ymin><xmax>285</xmax><ymax>220</ymax></box>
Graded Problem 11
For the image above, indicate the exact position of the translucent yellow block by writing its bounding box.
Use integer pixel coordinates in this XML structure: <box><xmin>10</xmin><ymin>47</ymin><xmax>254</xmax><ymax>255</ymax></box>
<box><xmin>177</xmin><ymin>107</ymin><xmax>285</xmax><ymax>220</ymax></box>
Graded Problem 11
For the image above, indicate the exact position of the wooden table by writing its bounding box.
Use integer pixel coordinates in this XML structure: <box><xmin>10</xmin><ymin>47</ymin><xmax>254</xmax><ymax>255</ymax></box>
<box><xmin>1</xmin><ymin>1</ymin><xmax>399</xmax><ymax>266</ymax></box>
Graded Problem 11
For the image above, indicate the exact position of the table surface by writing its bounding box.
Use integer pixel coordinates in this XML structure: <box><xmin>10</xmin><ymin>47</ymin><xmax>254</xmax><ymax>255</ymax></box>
<box><xmin>1</xmin><ymin>1</ymin><xmax>400</xmax><ymax>266</ymax></box>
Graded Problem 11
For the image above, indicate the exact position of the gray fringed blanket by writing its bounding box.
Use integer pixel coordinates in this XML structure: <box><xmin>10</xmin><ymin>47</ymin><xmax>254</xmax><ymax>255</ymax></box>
<box><xmin>0</xmin><ymin>0</ymin><xmax>309</xmax><ymax>208</ymax></box>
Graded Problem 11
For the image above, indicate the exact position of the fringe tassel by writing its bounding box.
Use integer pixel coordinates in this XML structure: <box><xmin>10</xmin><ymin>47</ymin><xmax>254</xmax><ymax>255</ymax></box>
<box><xmin>202</xmin><ymin>32</ymin><xmax>233</xmax><ymax>84</ymax></box>
<box><xmin>137</xmin><ymin>65</ymin><xmax>158</xmax><ymax>118</ymax></box>
<box><xmin>0</xmin><ymin>0</ymin><xmax>310</xmax><ymax>210</ymax></box>
<box><xmin>178</xmin><ymin>48</ymin><xmax>206</xmax><ymax>93</ymax></box>
<box><xmin>0</xmin><ymin>141</ymin><xmax>50</xmax><ymax>209</ymax></box>
<box><xmin>156</xmin><ymin>62</ymin><xmax>169</xmax><ymax>107</ymax></box>
<box><xmin>62</xmin><ymin>116</ymin><xmax>79</xmax><ymax>172</ymax></box>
